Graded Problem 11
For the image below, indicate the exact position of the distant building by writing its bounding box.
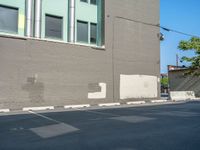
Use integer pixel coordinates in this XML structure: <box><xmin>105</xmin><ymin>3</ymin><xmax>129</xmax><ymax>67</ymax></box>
<box><xmin>0</xmin><ymin>0</ymin><xmax>160</xmax><ymax>109</ymax></box>
<box><xmin>168</xmin><ymin>68</ymin><xmax>200</xmax><ymax>97</ymax></box>
<box><xmin>168</xmin><ymin>65</ymin><xmax>186</xmax><ymax>71</ymax></box>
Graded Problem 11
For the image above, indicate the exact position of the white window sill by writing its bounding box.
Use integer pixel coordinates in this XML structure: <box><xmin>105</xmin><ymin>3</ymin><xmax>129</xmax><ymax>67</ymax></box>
<box><xmin>0</xmin><ymin>33</ymin><xmax>105</xmax><ymax>50</ymax></box>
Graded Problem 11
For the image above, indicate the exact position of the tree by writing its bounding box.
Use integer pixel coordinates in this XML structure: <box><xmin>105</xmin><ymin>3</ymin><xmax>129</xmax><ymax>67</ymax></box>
<box><xmin>178</xmin><ymin>37</ymin><xmax>200</xmax><ymax>76</ymax></box>
<box><xmin>161</xmin><ymin>77</ymin><xmax>168</xmax><ymax>88</ymax></box>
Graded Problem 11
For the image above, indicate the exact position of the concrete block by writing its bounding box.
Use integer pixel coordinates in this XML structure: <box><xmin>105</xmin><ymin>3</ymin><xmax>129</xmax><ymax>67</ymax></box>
<box><xmin>98</xmin><ymin>103</ymin><xmax>120</xmax><ymax>107</ymax></box>
<box><xmin>127</xmin><ymin>101</ymin><xmax>146</xmax><ymax>105</ymax></box>
<box><xmin>0</xmin><ymin>109</ymin><xmax>10</xmax><ymax>113</ymax></box>
<box><xmin>170</xmin><ymin>91</ymin><xmax>196</xmax><ymax>101</ymax></box>
<box><xmin>64</xmin><ymin>104</ymin><xmax>90</xmax><ymax>109</ymax></box>
<box><xmin>23</xmin><ymin>106</ymin><xmax>54</xmax><ymax>111</ymax></box>
<box><xmin>151</xmin><ymin>100</ymin><xmax>168</xmax><ymax>103</ymax></box>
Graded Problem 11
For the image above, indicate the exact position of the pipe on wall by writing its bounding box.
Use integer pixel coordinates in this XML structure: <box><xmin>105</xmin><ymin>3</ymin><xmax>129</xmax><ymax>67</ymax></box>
<box><xmin>25</xmin><ymin>0</ymin><xmax>33</xmax><ymax>37</ymax></box>
<box><xmin>68</xmin><ymin>0</ymin><xmax>75</xmax><ymax>43</ymax></box>
<box><xmin>34</xmin><ymin>0</ymin><xmax>42</xmax><ymax>38</ymax></box>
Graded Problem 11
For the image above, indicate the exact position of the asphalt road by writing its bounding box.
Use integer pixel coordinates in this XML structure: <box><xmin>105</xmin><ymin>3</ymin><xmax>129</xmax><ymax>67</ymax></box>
<box><xmin>0</xmin><ymin>102</ymin><xmax>200</xmax><ymax>150</ymax></box>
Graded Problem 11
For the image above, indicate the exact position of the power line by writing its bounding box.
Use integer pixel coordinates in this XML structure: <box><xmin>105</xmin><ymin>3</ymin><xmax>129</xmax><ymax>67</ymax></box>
<box><xmin>160</xmin><ymin>26</ymin><xmax>200</xmax><ymax>38</ymax></box>
<box><xmin>115</xmin><ymin>16</ymin><xmax>200</xmax><ymax>38</ymax></box>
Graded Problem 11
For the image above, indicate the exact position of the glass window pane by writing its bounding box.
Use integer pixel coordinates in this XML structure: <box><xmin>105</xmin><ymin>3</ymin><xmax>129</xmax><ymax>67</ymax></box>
<box><xmin>90</xmin><ymin>23</ymin><xmax>97</xmax><ymax>44</ymax></box>
<box><xmin>90</xmin><ymin>0</ymin><xmax>97</xmax><ymax>5</ymax></box>
<box><xmin>80</xmin><ymin>0</ymin><xmax>88</xmax><ymax>3</ymax></box>
<box><xmin>45</xmin><ymin>14</ymin><xmax>63</xmax><ymax>39</ymax></box>
<box><xmin>77</xmin><ymin>20</ymin><xmax>88</xmax><ymax>43</ymax></box>
<box><xmin>0</xmin><ymin>5</ymin><xmax>18</xmax><ymax>33</ymax></box>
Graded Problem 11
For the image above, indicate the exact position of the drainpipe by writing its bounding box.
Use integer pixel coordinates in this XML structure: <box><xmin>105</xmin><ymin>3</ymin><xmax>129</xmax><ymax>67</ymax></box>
<box><xmin>25</xmin><ymin>0</ymin><xmax>33</xmax><ymax>37</ymax></box>
<box><xmin>34</xmin><ymin>0</ymin><xmax>42</xmax><ymax>38</ymax></box>
<box><xmin>68</xmin><ymin>0</ymin><xmax>75</xmax><ymax>43</ymax></box>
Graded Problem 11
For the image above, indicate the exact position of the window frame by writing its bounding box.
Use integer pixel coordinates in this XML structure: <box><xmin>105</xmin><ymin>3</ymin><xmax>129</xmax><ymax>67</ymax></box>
<box><xmin>0</xmin><ymin>4</ymin><xmax>19</xmax><ymax>34</ymax></box>
<box><xmin>76</xmin><ymin>20</ymin><xmax>89</xmax><ymax>43</ymax></box>
<box><xmin>90</xmin><ymin>22</ymin><xmax>97</xmax><ymax>45</ymax></box>
<box><xmin>45</xmin><ymin>14</ymin><xmax>63</xmax><ymax>40</ymax></box>
<box><xmin>90</xmin><ymin>0</ymin><xmax>97</xmax><ymax>5</ymax></box>
<box><xmin>80</xmin><ymin>0</ymin><xmax>88</xmax><ymax>3</ymax></box>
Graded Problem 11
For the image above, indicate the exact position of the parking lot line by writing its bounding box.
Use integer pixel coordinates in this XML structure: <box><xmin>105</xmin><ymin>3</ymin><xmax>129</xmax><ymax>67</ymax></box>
<box><xmin>28</xmin><ymin>111</ymin><xmax>61</xmax><ymax>124</ymax></box>
<box><xmin>79</xmin><ymin>109</ymin><xmax>120</xmax><ymax>117</ymax></box>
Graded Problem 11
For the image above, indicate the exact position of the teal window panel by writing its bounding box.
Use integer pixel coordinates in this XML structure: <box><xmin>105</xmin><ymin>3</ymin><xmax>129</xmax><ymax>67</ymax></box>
<box><xmin>97</xmin><ymin>0</ymin><xmax>105</xmax><ymax>46</ymax></box>
<box><xmin>0</xmin><ymin>0</ymin><xmax>25</xmax><ymax>36</ymax></box>
<box><xmin>90</xmin><ymin>23</ymin><xmax>97</xmax><ymax>44</ymax></box>
<box><xmin>45</xmin><ymin>14</ymin><xmax>63</xmax><ymax>39</ymax></box>
<box><xmin>80</xmin><ymin>0</ymin><xmax>88</xmax><ymax>3</ymax></box>
<box><xmin>75</xmin><ymin>0</ymin><xmax>97</xmax><ymax>45</ymax></box>
<box><xmin>75</xmin><ymin>0</ymin><xmax>104</xmax><ymax>46</ymax></box>
<box><xmin>41</xmin><ymin>0</ymin><xmax>68</xmax><ymax>41</ymax></box>
<box><xmin>90</xmin><ymin>0</ymin><xmax>97</xmax><ymax>5</ymax></box>
<box><xmin>77</xmin><ymin>20</ymin><xmax>88</xmax><ymax>43</ymax></box>
<box><xmin>0</xmin><ymin>5</ymin><xmax>18</xmax><ymax>33</ymax></box>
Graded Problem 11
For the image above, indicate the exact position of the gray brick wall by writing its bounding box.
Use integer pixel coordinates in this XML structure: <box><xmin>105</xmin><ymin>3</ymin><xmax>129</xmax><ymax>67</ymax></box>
<box><xmin>0</xmin><ymin>0</ymin><xmax>160</xmax><ymax>109</ymax></box>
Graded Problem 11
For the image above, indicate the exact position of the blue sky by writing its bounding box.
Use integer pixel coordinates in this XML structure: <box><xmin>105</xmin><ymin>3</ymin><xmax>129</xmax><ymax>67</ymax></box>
<box><xmin>160</xmin><ymin>0</ymin><xmax>200</xmax><ymax>73</ymax></box>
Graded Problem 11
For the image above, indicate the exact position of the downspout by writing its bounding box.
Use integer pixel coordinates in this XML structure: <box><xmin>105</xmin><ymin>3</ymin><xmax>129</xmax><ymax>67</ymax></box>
<box><xmin>25</xmin><ymin>0</ymin><xmax>33</xmax><ymax>37</ymax></box>
<box><xmin>68</xmin><ymin>0</ymin><xmax>75</xmax><ymax>43</ymax></box>
<box><xmin>34</xmin><ymin>0</ymin><xmax>42</xmax><ymax>38</ymax></box>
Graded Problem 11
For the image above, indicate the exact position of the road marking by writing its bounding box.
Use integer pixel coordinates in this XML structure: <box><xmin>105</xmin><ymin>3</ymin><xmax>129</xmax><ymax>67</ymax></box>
<box><xmin>30</xmin><ymin>123</ymin><xmax>79</xmax><ymax>138</ymax></box>
<box><xmin>151</xmin><ymin>100</ymin><xmax>168</xmax><ymax>103</ymax></box>
<box><xmin>23</xmin><ymin>106</ymin><xmax>54</xmax><ymax>111</ymax></box>
<box><xmin>127</xmin><ymin>101</ymin><xmax>146</xmax><ymax>105</ymax></box>
<box><xmin>98</xmin><ymin>103</ymin><xmax>120</xmax><ymax>107</ymax></box>
<box><xmin>0</xmin><ymin>109</ymin><xmax>10</xmax><ymax>113</ymax></box>
<box><xmin>111</xmin><ymin>115</ymin><xmax>156</xmax><ymax>123</ymax></box>
<box><xmin>29</xmin><ymin>111</ymin><xmax>61</xmax><ymax>124</ymax></box>
<box><xmin>64</xmin><ymin>104</ymin><xmax>90</xmax><ymax>109</ymax></box>
<box><xmin>80</xmin><ymin>109</ymin><xmax>120</xmax><ymax>117</ymax></box>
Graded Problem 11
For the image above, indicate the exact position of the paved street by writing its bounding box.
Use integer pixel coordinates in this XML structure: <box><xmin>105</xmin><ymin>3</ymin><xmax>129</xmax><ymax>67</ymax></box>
<box><xmin>0</xmin><ymin>101</ymin><xmax>200</xmax><ymax>150</ymax></box>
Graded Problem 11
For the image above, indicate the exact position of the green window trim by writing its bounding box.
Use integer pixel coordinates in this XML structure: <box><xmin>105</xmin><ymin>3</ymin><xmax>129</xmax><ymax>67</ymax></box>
<box><xmin>0</xmin><ymin>0</ymin><xmax>104</xmax><ymax>47</ymax></box>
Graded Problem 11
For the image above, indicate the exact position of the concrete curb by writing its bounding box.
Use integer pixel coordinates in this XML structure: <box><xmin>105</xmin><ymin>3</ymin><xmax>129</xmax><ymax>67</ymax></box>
<box><xmin>127</xmin><ymin>101</ymin><xmax>146</xmax><ymax>105</ymax></box>
<box><xmin>0</xmin><ymin>109</ymin><xmax>10</xmax><ymax>113</ymax></box>
<box><xmin>23</xmin><ymin>106</ymin><xmax>54</xmax><ymax>111</ymax></box>
<box><xmin>151</xmin><ymin>100</ymin><xmax>168</xmax><ymax>103</ymax></box>
<box><xmin>64</xmin><ymin>104</ymin><xmax>90</xmax><ymax>109</ymax></box>
<box><xmin>1</xmin><ymin>99</ymin><xmax>199</xmax><ymax>114</ymax></box>
<box><xmin>98</xmin><ymin>103</ymin><xmax>120</xmax><ymax>107</ymax></box>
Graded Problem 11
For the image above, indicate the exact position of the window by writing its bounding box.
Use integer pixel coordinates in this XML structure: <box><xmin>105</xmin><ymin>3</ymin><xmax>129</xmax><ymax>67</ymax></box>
<box><xmin>80</xmin><ymin>0</ymin><xmax>88</xmax><ymax>3</ymax></box>
<box><xmin>90</xmin><ymin>0</ymin><xmax>97</xmax><ymax>5</ymax></box>
<box><xmin>0</xmin><ymin>5</ymin><xmax>18</xmax><ymax>33</ymax></box>
<box><xmin>45</xmin><ymin>14</ymin><xmax>63</xmax><ymax>39</ymax></box>
<box><xmin>77</xmin><ymin>20</ymin><xmax>88</xmax><ymax>43</ymax></box>
<box><xmin>90</xmin><ymin>23</ymin><xmax>97</xmax><ymax>44</ymax></box>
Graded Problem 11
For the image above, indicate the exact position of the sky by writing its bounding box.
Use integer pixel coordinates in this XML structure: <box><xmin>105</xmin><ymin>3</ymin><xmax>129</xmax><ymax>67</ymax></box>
<box><xmin>160</xmin><ymin>0</ymin><xmax>200</xmax><ymax>73</ymax></box>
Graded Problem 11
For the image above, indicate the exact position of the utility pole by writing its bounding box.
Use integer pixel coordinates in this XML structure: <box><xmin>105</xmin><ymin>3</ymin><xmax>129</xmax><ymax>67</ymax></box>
<box><xmin>176</xmin><ymin>54</ymin><xmax>179</xmax><ymax>67</ymax></box>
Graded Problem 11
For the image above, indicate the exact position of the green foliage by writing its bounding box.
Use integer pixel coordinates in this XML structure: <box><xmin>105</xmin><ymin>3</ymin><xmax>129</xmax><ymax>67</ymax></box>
<box><xmin>161</xmin><ymin>77</ymin><xmax>168</xmax><ymax>88</ymax></box>
<box><xmin>178</xmin><ymin>37</ymin><xmax>200</xmax><ymax>76</ymax></box>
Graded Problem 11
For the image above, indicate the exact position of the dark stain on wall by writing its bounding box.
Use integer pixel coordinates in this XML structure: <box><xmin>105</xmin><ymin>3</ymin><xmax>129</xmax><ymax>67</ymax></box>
<box><xmin>88</xmin><ymin>83</ymin><xmax>101</xmax><ymax>93</ymax></box>
<box><xmin>22</xmin><ymin>77</ymin><xmax>44</xmax><ymax>103</ymax></box>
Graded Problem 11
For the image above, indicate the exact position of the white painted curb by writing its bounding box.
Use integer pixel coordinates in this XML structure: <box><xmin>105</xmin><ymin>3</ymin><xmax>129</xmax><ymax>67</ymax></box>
<box><xmin>151</xmin><ymin>100</ymin><xmax>168</xmax><ymax>103</ymax></box>
<box><xmin>64</xmin><ymin>104</ymin><xmax>90</xmax><ymax>109</ymax></box>
<box><xmin>171</xmin><ymin>99</ymin><xmax>187</xmax><ymax>102</ymax></box>
<box><xmin>127</xmin><ymin>101</ymin><xmax>146</xmax><ymax>105</ymax></box>
<box><xmin>0</xmin><ymin>109</ymin><xmax>10</xmax><ymax>113</ymax></box>
<box><xmin>23</xmin><ymin>106</ymin><xmax>54</xmax><ymax>111</ymax></box>
<box><xmin>98</xmin><ymin>103</ymin><xmax>120</xmax><ymax>107</ymax></box>
<box><xmin>189</xmin><ymin>98</ymin><xmax>200</xmax><ymax>101</ymax></box>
